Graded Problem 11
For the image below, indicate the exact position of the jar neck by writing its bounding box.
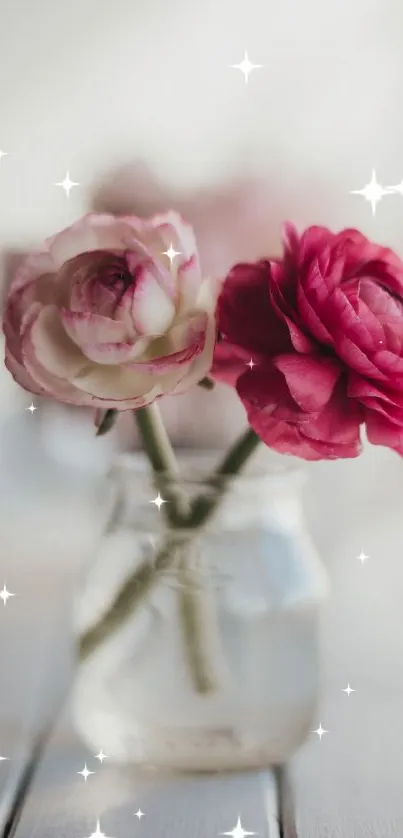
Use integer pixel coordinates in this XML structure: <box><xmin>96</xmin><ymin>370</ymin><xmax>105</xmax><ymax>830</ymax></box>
<box><xmin>109</xmin><ymin>450</ymin><xmax>306</xmax><ymax>534</ymax></box>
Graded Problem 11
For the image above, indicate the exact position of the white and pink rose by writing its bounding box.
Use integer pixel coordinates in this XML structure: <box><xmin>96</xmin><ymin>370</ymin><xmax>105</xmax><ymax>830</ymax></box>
<box><xmin>3</xmin><ymin>212</ymin><xmax>218</xmax><ymax>409</ymax></box>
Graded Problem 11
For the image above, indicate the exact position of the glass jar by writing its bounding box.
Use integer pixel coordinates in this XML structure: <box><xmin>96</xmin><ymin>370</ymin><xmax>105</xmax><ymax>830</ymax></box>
<box><xmin>72</xmin><ymin>451</ymin><xmax>328</xmax><ymax>772</ymax></box>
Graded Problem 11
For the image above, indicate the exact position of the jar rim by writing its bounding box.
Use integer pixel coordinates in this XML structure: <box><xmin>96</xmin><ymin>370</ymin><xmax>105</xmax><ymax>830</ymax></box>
<box><xmin>110</xmin><ymin>448</ymin><xmax>306</xmax><ymax>491</ymax></box>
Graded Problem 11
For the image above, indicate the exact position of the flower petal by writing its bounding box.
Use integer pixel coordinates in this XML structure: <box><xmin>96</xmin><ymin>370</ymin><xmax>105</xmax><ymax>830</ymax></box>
<box><xmin>176</xmin><ymin>255</ymin><xmax>204</xmax><ymax>313</ymax></box>
<box><xmin>61</xmin><ymin>309</ymin><xmax>128</xmax><ymax>348</ymax></box>
<box><xmin>71</xmin><ymin>362</ymin><xmax>188</xmax><ymax>408</ymax></box>
<box><xmin>127</xmin><ymin>312</ymin><xmax>208</xmax><ymax>374</ymax></box>
<box><xmin>23</xmin><ymin>305</ymin><xmax>88</xmax><ymax>381</ymax></box>
<box><xmin>20</xmin><ymin>307</ymin><xmax>91</xmax><ymax>404</ymax></box>
<box><xmin>365</xmin><ymin>410</ymin><xmax>403</xmax><ymax>454</ymax></box>
<box><xmin>61</xmin><ymin>309</ymin><xmax>150</xmax><ymax>364</ymax></box>
<box><xmin>131</xmin><ymin>266</ymin><xmax>175</xmax><ymax>335</ymax></box>
<box><xmin>4</xmin><ymin>343</ymin><xmax>47</xmax><ymax>397</ymax></box>
<box><xmin>212</xmin><ymin>342</ymin><xmax>255</xmax><ymax>387</ymax></box>
<box><xmin>273</xmin><ymin>354</ymin><xmax>341</xmax><ymax>412</ymax></box>
<box><xmin>47</xmin><ymin>214</ymin><xmax>138</xmax><ymax>267</ymax></box>
<box><xmin>171</xmin><ymin>312</ymin><xmax>216</xmax><ymax>394</ymax></box>
<box><xmin>244</xmin><ymin>403</ymin><xmax>360</xmax><ymax>460</ymax></box>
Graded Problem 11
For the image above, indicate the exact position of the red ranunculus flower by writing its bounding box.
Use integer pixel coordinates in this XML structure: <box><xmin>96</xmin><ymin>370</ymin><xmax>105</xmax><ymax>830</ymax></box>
<box><xmin>212</xmin><ymin>223</ymin><xmax>403</xmax><ymax>460</ymax></box>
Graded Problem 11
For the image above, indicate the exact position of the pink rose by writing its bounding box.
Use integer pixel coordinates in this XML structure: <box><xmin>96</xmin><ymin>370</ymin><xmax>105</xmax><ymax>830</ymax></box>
<box><xmin>213</xmin><ymin>223</ymin><xmax>403</xmax><ymax>460</ymax></box>
<box><xmin>3</xmin><ymin>212</ymin><xmax>218</xmax><ymax>409</ymax></box>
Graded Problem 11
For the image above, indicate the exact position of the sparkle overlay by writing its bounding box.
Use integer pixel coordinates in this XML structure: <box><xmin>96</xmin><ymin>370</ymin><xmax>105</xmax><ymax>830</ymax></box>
<box><xmin>0</xmin><ymin>585</ymin><xmax>15</xmax><ymax>606</ymax></box>
<box><xmin>0</xmin><ymin>151</ymin><xmax>9</xmax><ymax>162</ymax></box>
<box><xmin>312</xmin><ymin>723</ymin><xmax>328</xmax><ymax>740</ymax></box>
<box><xmin>77</xmin><ymin>764</ymin><xmax>95</xmax><ymax>782</ymax></box>
<box><xmin>357</xmin><ymin>550</ymin><xmax>369</xmax><ymax>564</ymax></box>
<box><xmin>26</xmin><ymin>403</ymin><xmax>37</xmax><ymax>414</ymax></box>
<box><xmin>54</xmin><ymin>170</ymin><xmax>80</xmax><ymax>197</ymax></box>
<box><xmin>343</xmin><ymin>684</ymin><xmax>355</xmax><ymax>696</ymax></box>
<box><xmin>134</xmin><ymin>809</ymin><xmax>145</xmax><ymax>820</ymax></box>
<box><xmin>246</xmin><ymin>359</ymin><xmax>255</xmax><ymax>370</ymax></box>
<box><xmin>231</xmin><ymin>51</ymin><xmax>263</xmax><ymax>84</ymax></box>
<box><xmin>350</xmin><ymin>170</ymin><xmax>390</xmax><ymax>216</ymax></box>
<box><xmin>387</xmin><ymin>178</ymin><xmax>403</xmax><ymax>196</ymax></box>
<box><xmin>85</xmin><ymin>821</ymin><xmax>113</xmax><ymax>838</ymax></box>
<box><xmin>150</xmin><ymin>493</ymin><xmax>167</xmax><ymax>511</ymax></box>
<box><xmin>94</xmin><ymin>750</ymin><xmax>108</xmax><ymax>763</ymax></box>
<box><xmin>162</xmin><ymin>243</ymin><xmax>182</xmax><ymax>265</ymax></box>
<box><xmin>221</xmin><ymin>816</ymin><xmax>256</xmax><ymax>838</ymax></box>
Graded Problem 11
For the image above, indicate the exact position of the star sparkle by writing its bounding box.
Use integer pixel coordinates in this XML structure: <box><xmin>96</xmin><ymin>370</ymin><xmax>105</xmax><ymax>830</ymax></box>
<box><xmin>386</xmin><ymin>178</ymin><xmax>403</xmax><ymax>196</ymax></box>
<box><xmin>231</xmin><ymin>50</ymin><xmax>263</xmax><ymax>84</ymax></box>
<box><xmin>343</xmin><ymin>684</ymin><xmax>355</xmax><ymax>696</ymax></box>
<box><xmin>54</xmin><ymin>170</ymin><xmax>80</xmax><ymax>197</ymax></box>
<box><xmin>0</xmin><ymin>585</ymin><xmax>15</xmax><ymax>606</ymax></box>
<box><xmin>357</xmin><ymin>550</ymin><xmax>369</xmax><ymax>564</ymax></box>
<box><xmin>134</xmin><ymin>809</ymin><xmax>145</xmax><ymax>820</ymax></box>
<box><xmin>312</xmin><ymin>723</ymin><xmax>328</xmax><ymax>740</ymax></box>
<box><xmin>350</xmin><ymin>169</ymin><xmax>389</xmax><ymax>216</ymax></box>
<box><xmin>0</xmin><ymin>151</ymin><xmax>9</xmax><ymax>162</ymax></box>
<box><xmin>77</xmin><ymin>763</ymin><xmax>95</xmax><ymax>782</ymax></box>
<box><xmin>26</xmin><ymin>403</ymin><xmax>37</xmax><ymax>414</ymax></box>
<box><xmin>246</xmin><ymin>358</ymin><xmax>255</xmax><ymax>370</ymax></box>
<box><xmin>94</xmin><ymin>750</ymin><xmax>108</xmax><ymax>763</ymax></box>
<box><xmin>162</xmin><ymin>243</ymin><xmax>181</xmax><ymax>265</ymax></box>
<box><xmin>85</xmin><ymin>820</ymin><xmax>113</xmax><ymax>838</ymax></box>
<box><xmin>220</xmin><ymin>816</ymin><xmax>256</xmax><ymax>838</ymax></box>
<box><xmin>150</xmin><ymin>493</ymin><xmax>167</xmax><ymax>511</ymax></box>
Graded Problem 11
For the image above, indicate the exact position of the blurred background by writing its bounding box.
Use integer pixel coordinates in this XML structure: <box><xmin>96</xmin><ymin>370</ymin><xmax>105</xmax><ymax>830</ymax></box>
<box><xmin>2</xmin><ymin>6</ymin><xmax>403</xmax><ymax>831</ymax></box>
<box><xmin>1</xmin><ymin>0</ymin><xmax>403</xmax><ymax>701</ymax></box>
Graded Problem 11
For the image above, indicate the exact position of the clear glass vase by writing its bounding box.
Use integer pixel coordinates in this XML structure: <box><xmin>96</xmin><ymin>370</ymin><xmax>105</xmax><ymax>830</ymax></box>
<box><xmin>72</xmin><ymin>451</ymin><xmax>328</xmax><ymax>772</ymax></box>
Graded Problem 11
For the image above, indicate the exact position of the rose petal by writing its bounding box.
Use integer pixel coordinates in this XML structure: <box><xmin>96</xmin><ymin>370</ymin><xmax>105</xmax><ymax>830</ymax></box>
<box><xmin>61</xmin><ymin>309</ymin><xmax>128</xmax><ymax>348</ymax></box>
<box><xmin>47</xmin><ymin>214</ymin><xmax>137</xmax><ymax>267</ymax></box>
<box><xmin>372</xmin><ymin>349</ymin><xmax>403</xmax><ymax>375</ymax></box>
<box><xmin>126</xmin><ymin>343</ymin><xmax>201</xmax><ymax>374</ymax></box>
<box><xmin>365</xmin><ymin>410</ymin><xmax>403</xmax><ymax>454</ymax></box>
<box><xmin>4</xmin><ymin>344</ymin><xmax>47</xmax><ymax>397</ymax></box>
<box><xmin>72</xmin><ymin>362</ymin><xmax>186</xmax><ymax>406</ymax></box>
<box><xmin>63</xmin><ymin>251</ymin><xmax>125</xmax><ymax>315</ymax></box>
<box><xmin>298</xmin><ymin>226</ymin><xmax>332</xmax><ymax>268</ymax></box>
<box><xmin>176</xmin><ymin>255</ymin><xmax>203</xmax><ymax>313</ymax></box>
<box><xmin>336</xmin><ymin>333</ymin><xmax>388</xmax><ymax>380</ymax></box>
<box><xmin>295</xmin><ymin>270</ymin><xmax>336</xmax><ymax>346</ymax></box>
<box><xmin>348</xmin><ymin>374</ymin><xmax>403</xmax><ymax>422</ymax></box>
<box><xmin>219</xmin><ymin>261</ymin><xmax>289</xmax><ymax>356</ymax></box>
<box><xmin>212</xmin><ymin>342</ymin><xmax>256</xmax><ymax>387</ymax></box>
<box><xmin>245</xmin><ymin>403</ymin><xmax>360</xmax><ymax>460</ymax></box>
<box><xmin>23</xmin><ymin>305</ymin><xmax>88</xmax><ymax>380</ymax></box>
<box><xmin>273</xmin><ymin>354</ymin><xmax>341</xmax><ymax>412</ymax></box>
<box><xmin>300</xmin><ymin>383</ymin><xmax>362</xmax><ymax>445</ymax></box>
<box><xmin>171</xmin><ymin>302</ymin><xmax>217</xmax><ymax>394</ymax></box>
<box><xmin>131</xmin><ymin>266</ymin><xmax>176</xmax><ymax>335</ymax></box>
<box><xmin>61</xmin><ymin>309</ymin><xmax>151</xmax><ymax>364</ymax></box>
<box><xmin>19</xmin><ymin>308</ymin><xmax>90</xmax><ymax>404</ymax></box>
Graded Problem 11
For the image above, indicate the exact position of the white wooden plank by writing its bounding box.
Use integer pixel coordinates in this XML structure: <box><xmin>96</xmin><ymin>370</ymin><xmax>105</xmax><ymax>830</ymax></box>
<box><xmin>12</xmin><ymin>703</ymin><xmax>281</xmax><ymax>838</ymax></box>
<box><xmin>0</xmin><ymin>567</ymin><xmax>76</xmax><ymax>832</ymax></box>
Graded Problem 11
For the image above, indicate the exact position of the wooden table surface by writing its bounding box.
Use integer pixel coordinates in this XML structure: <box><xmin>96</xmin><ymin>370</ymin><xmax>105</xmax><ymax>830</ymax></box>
<box><xmin>1</xmin><ymin>416</ymin><xmax>403</xmax><ymax>836</ymax></box>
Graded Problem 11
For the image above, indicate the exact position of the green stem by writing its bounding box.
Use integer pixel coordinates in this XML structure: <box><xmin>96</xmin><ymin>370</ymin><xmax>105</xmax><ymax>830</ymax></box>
<box><xmin>187</xmin><ymin>427</ymin><xmax>261</xmax><ymax>527</ymax></box>
<box><xmin>177</xmin><ymin>548</ymin><xmax>221</xmax><ymax>694</ymax></box>
<box><xmin>77</xmin><ymin>424</ymin><xmax>262</xmax><ymax>665</ymax></box>
<box><xmin>217</xmin><ymin>426</ymin><xmax>262</xmax><ymax>477</ymax></box>
<box><xmin>135</xmin><ymin>402</ymin><xmax>178</xmax><ymax>474</ymax></box>
<box><xmin>79</xmin><ymin>534</ymin><xmax>182</xmax><ymax>661</ymax></box>
<box><xmin>135</xmin><ymin>405</ymin><xmax>218</xmax><ymax>692</ymax></box>
<box><xmin>134</xmin><ymin>403</ymin><xmax>190</xmax><ymax>524</ymax></box>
